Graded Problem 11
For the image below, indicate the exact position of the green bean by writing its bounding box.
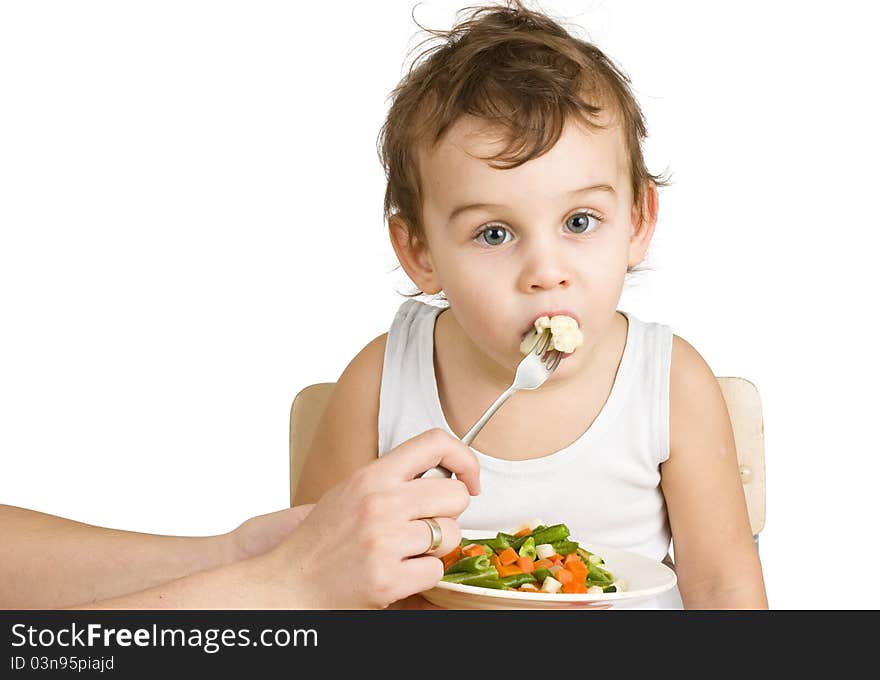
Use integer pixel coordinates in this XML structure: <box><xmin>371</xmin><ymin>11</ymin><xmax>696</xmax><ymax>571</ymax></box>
<box><xmin>586</xmin><ymin>563</ymin><xmax>614</xmax><ymax>585</ymax></box>
<box><xmin>500</xmin><ymin>573</ymin><xmax>537</xmax><ymax>589</ymax></box>
<box><xmin>518</xmin><ymin>536</ymin><xmax>537</xmax><ymax>559</ymax></box>
<box><xmin>530</xmin><ymin>524</ymin><xmax>570</xmax><ymax>546</ymax></box>
<box><xmin>464</xmin><ymin>577</ymin><xmax>508</xmax><ymax>590</ymax></box>
<box><xmin>533</xmin><ymin>567</ymin><xmax>551</xmax><ymax>583</ymax></box>
<box><xmin>442</xmin><ymin>567</ymin><xmax>499</xmax><ymax>584</ymax></box>
<box><xmin>485</xmin><ymin>536</ymin><xmax>510</xmax><ymax>552</ymax></box>
<box><xmin>489</xmin><ymin>533</ymin><xmax>516</xmax><ymax>551</ymax></box>
<box><xmin>445</xmin><ymin>554</ymin><xmax>490</xmax><ymax>574</ymax></box>
<box><xmin>550</xmin><ymin>540</ymin><xmax>579</xmax><ymax>556</ymax></box>
<box><xmin>509</xmin><ymin>534</ymin><xmax>530</xmax><ymax>551</ymax></box>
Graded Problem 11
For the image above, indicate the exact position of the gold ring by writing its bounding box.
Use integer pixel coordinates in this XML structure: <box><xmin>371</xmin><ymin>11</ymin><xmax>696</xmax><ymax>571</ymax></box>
<box><xmin>420</xmin><ymin>517</ymin><xmax>443</xmax><ymax>554</ymax></box>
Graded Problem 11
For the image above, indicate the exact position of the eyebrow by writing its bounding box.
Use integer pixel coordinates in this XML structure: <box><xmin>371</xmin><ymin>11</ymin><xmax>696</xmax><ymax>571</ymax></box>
<box><xmin>446</xmin><ymin>183</ymin><xmax>616</xmax><ymax>223</ymax></box>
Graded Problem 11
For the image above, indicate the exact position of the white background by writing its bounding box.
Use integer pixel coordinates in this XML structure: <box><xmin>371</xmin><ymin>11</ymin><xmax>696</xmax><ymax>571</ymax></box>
<box><xmin>2</xmin><ymin>1</ymin><xmax>878</xmax><ymax>609</ymax></box>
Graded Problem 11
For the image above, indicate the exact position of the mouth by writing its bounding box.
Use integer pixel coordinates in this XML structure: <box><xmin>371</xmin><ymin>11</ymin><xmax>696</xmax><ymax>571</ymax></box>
<box><xmin>520</xmin><ymin>309</ymin><xmax>581</xmax><ymax>339</ymax></box>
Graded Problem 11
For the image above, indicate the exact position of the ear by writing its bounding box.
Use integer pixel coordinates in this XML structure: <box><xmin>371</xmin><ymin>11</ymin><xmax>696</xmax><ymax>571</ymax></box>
<box><xmin>627</xmin><ymin>181</ymin><xmax>659</xmax><ymax>268</ymax></box>
<box><xmin>388</xmin><ymin>215</ymin><xmax>443</xmax><ymax>295</ymax></box>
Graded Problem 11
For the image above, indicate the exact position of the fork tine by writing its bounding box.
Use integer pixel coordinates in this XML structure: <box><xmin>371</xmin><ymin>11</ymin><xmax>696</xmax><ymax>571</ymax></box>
<box><xmin>545</xmin><ymin>350</ymin><xmax>563</xmax><ymax>372</ymax></box>
<box><xmin>533</xmin><ymin>329</ymin><xmax>552</xmax><ymax>355</ymax></box>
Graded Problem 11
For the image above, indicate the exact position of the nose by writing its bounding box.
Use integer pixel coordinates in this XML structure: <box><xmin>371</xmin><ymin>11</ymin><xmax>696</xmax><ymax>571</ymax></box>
<box><xmin>516</xmin><ymin>239</ymin><xmax>571</xmax><ymax>293</ymax></box>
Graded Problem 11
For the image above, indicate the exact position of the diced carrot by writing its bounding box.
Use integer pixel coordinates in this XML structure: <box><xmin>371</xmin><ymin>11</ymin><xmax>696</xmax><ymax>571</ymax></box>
<box><xmin>462</xmin><ymin>544</ymin><xmax>486</xmax><ymax>557</ymax></box>
<box><xmin>568</xmin><ymin>564</ymin><xmax>588</xmax><ymax>579</ymax></box>
<box><xmin>565</xmin><ymin>554</ymin><xmax>588</xmax><ymax>576</ymax></box>
<box><xmin>516</xmin><ymin>556</ymin><xmax>535</xmax><ymax>574</ymax></box>
<box><xmin>497</xmin><ymin>565</ymin><xmax>524</xmax><ymax>578</ymax></box>
<box><xmin>489</xmin><ymin>554</ymin><xmax>501</xmax><ymax>569</ymax></box>
<box><xmin>441</xmin><ymin>547</ymin><xmax>461</xmax><ymax>570</ymax></box>
<box><xmin>514</xmin><ymin>527</ymin><xmax>532</xmax><ymax>537</ymax></box>
<box><xmin>563</xmin><ymin>581</ymin><xmax>588</xmax><ymax>594</ymax></box>
<box><xmin>555</xmin><ymin>568</ymin><xmax>575</xmax><ymax>585</ymax></box>
<box><xmin>498</xmin><ymin>547</ymin><xmax>519</xmax><ymax>566</ymax></box>
<box><xmin>551</xmin><ymin>556</ymin><xmax>564</xmax><ymax>567</ymax></box>
<box><xmin>534</xmin><ymin>558</ymin><xmax>554</xmax><ymax>570</ymax></box>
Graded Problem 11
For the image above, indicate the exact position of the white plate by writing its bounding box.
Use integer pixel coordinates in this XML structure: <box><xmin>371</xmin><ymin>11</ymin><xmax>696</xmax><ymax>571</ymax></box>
<box><xmin>422</xmin><ymin>529</ymin><xmax>677</xmax><ymax>610</ymax></box>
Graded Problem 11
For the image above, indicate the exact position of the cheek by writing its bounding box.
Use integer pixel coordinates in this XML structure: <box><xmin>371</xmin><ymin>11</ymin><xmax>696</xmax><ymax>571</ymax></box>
<box><xmin>435</xmin><ymin>249</ymin><xmax>507</xmax><ymax>300</ymax></box>
<box><xmin>440</xmin><ymin>267</ymin><xmax>517</xmax><ymax>347</ymax></box>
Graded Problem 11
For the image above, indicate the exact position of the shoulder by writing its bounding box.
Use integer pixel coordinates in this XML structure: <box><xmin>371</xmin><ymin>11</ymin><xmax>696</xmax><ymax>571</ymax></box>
<box><xmin>668</xmin><ymin>334</ymin><xmax>733</xmax><ymax>456</ymax></box>
<box><xmin>325</xmin><ymin>331</ymin><xmax>388</xmax><ymax>431</ymax></box>
<box><xmin>338</xmin><ymin>332</ymin><xmax>388</xmax><ymax>390</ymax></box>
<box><xmin>670</xmin><ymin>334</ymin><xmax>716</xmax><ymax>394</ymax></box>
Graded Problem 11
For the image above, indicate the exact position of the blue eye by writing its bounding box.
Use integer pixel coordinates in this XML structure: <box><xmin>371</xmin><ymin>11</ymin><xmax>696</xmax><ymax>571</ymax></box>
<box><xmin>565</xmin><ymin>212</ymin><xmax>599</xmax><ymax>234</ymax></box>
<box><xmin>479</xmin><ymin>225</ymin><xmax>512</xmax><ymax>246</ymax></box>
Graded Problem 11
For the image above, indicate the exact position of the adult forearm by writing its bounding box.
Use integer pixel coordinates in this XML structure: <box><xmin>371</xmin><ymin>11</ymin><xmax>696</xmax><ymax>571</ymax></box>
<box><xmin>70</xmin><ymin>552</ymin><xmax>308</xmax><ymax>610</ymax></box>
<box><xmin>0</xmin><ymin>505</ymin><xmax>231</xmax><ymax>609</ymax></box>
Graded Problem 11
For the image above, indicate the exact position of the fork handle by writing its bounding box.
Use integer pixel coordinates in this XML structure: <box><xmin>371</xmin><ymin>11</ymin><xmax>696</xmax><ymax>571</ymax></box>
<box><xmin>419</xmin><ymin>385</ymin><xmax>517</xmax><ymax>479</ymax></box>
<box><xmin>461</xmin><ymin>385</ymin><xmax>516</xmax><ymax>447</ymax></box>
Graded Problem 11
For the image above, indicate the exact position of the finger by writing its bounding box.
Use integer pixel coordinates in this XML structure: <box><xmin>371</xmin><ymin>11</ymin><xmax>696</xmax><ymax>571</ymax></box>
<box><xmin>401</xmin><ymin>516</ymin><xmax>461</xmax><ymax>559</ymax></box>
<box><xmin>385</xmin><ymin>477</ymin><xmax>472</xmax><ymax>521</ymax></box>
<box><xmin>394</xmin><ymin>555</ymin><xmax>446</xmax><ymax>602</ymax></box>
<box><xmin>378</xmin><ymin>428</ymin><xmax>481</xmax><ymax>495</ymax></box>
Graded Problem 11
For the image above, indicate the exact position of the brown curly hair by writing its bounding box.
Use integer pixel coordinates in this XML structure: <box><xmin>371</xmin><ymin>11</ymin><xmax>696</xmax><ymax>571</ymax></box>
<box><xmin>377</xmin><ymin>0</ymin><xmax>671</xmax><ymax>291</ymax></box>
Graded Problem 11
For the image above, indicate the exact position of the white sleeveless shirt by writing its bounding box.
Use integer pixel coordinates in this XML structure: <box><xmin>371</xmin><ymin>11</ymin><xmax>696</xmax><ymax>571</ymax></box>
<box><xmin>377</xmin><ymin>299</ymin><xmax>683</xmax><ymax>609</ymax></box>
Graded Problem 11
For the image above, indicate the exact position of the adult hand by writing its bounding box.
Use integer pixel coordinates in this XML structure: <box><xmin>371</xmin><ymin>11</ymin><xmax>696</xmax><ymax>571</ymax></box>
<box><xmin>225</xmin><ymin>504</ymin><xmax>315</xmax><ymax>563</ymax></box>
<box><xmin>260</xmin><ymin>428</ymin><xmax>480</xmax><ymax>609</ymax></box>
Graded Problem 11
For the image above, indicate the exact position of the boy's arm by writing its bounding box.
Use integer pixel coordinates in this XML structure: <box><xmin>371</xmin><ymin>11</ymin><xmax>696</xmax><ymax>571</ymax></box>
<box><xmin>660</xmin><ymin>336</ymin><xmax>769</xmax><ymax>609</ymax></box>
<box><xmin>292</xmin><ymin>333</ymin><xmax>388</xmax><ymax>505</ymax></box>
<box><xmin>0</xmin><ymin>504</ymin><xmax>230</xmax><ymax>609</ymax></box>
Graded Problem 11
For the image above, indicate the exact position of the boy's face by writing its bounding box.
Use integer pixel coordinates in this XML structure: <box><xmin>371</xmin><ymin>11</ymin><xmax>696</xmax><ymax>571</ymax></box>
<box><xmin>396</xmin><ymin>114</ymin><xmax>656</xmax><ymax>378</ymax></box>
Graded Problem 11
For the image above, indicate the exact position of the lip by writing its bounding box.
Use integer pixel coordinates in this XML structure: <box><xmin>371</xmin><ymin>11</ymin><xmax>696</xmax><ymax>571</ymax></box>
<box><xmin>521</xmin><ymin>309</ymin><xmax>581</xmax><ymax>338</ymax></box>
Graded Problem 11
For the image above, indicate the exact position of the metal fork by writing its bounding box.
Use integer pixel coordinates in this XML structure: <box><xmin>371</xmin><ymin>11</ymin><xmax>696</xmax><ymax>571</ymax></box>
<box><xmin>421</xmin><ymin>329</ymin><xmax>563</xmax><ymax>479</ymax></box>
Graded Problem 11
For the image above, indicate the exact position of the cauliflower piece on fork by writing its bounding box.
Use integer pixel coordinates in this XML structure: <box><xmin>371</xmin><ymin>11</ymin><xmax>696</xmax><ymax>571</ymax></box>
<box><xmin>519</xmin><ymin>315</ymin><xmax>584</xmax><ymax>355</ymax></box>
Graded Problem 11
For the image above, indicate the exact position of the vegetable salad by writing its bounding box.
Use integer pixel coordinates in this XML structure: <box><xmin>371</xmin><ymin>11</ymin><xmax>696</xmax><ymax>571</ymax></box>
<box><xmin>440</xmin><ymin>523</ymin><xmax>621</xmax><ymax>594</ymax></box>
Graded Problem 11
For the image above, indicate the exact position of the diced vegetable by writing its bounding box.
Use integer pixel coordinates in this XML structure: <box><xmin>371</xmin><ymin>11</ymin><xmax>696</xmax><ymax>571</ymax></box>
<box><xmin>540</xmin><ymin>575</ymin><xmax>562</xmax><ymax>593</ymax></box>
<box><xmin>530</xmin><ymin>524</ymin><xmax>570</xmax><ymax>546</ymax></box>
<box><xmin>563</xmin><ymin>581</ymin><xmax>588</xmax><ymax>594</ymax></box>
<box><xmin>550</xmin><ymin>540</ymin><xmax>579</xmax><ymax>555</ymax></box>
<box><xmin>441</xmin><ymin>546</ymin><xmax>462</xmax><ymax>570</ymax></box>
<box><xmin>466</xmin><ymin>577</ymin><xmax>508</xmax><ymax>590</ymax></box>
<box><xmin>446</xmin><ymin>554</ymin><xmax>491</xmax><ymax>574</ymax></box>
<box><xmin>516</xmin><ymin>556</ymin><xmax>535</xmax><ymax>574</ymax></box>
<box><xmin>536</xmin><ymin>543</ymin><xmax>556</xmax><ymax>560</ymax></box>
<box><xmin>442</xmin><ymin>567</ymin><xmax>500</xmax><ymax>584</ymax></box>
<box><xmin>555</xmin><ymin>568</ymin><xmax>575</xmax><ymax>585</ymax></box>
<box><xmin>500</xmin><ymin>573</ymin><xmax>538</xmax><ymax>589</ymax></box>
<box><xmin>497</xmin><ymin>564</ymin><xmax>524</xmax><ymax>578</ymax></box>
<box><xmin>462</xmin><ymin>544</ymin><xmax>486</xmax><ymax>557</ymax></box>
<box><xmin>517</xmin><ymin>537</ymin><xmax>537</xmax><ymax>559</ymax></box>
<box><xmin>497</xmin><ymin>547</ymin><xmax>519</xmax><ymax>566</ymax></box>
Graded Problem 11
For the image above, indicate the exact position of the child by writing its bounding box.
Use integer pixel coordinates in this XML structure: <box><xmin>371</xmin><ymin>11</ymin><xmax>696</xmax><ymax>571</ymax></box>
<box><xmin>294</xmin><ymin>0</ymin><xmax>767</xmax><ymax>609</ymax></box>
